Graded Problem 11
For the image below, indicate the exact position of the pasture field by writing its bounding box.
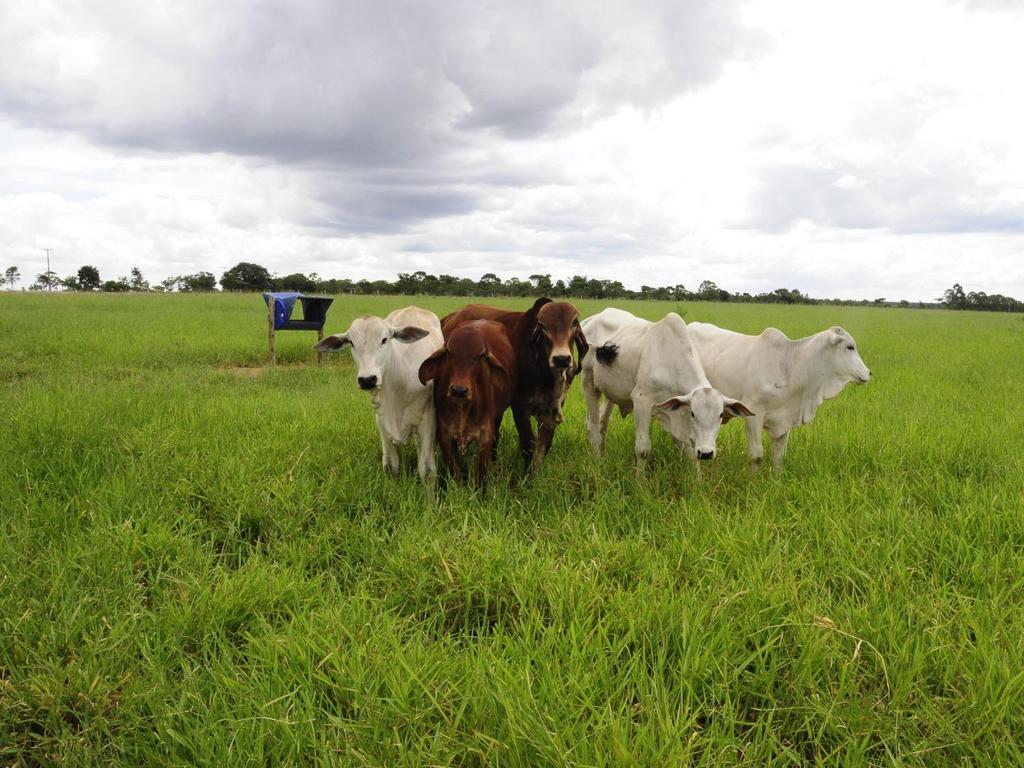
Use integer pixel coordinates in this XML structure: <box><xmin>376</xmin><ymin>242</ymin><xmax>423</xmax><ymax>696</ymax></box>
<box><xmin>1</xmin><ymin>291</ymin><xmax>1023</xmax><ymax>766</ymax></box>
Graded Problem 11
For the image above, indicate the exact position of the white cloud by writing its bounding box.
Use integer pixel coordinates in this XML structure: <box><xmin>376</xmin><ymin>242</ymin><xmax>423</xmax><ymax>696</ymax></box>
<box><xmin>1</xmin><ymin>0</ymin><xmax>1023</xmax><ymax>301</ymax></box>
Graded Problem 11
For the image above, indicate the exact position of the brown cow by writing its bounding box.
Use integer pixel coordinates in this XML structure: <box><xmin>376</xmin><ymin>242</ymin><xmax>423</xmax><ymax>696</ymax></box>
<box><xmin>418</xmin><ymin>319</ymin><xmax>517</xmax><ymax>486</ymax></box>
<box><xmin>440</xmin><ymin>297</ymin><xmax>587</xmax><ymax>469</ymax></box>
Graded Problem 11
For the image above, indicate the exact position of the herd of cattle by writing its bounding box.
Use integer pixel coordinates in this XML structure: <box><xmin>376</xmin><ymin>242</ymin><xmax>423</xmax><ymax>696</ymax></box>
<box><xmin>313</xmin><ymin>299</ymin><xmax>872</xmax><ymax>485</ymax></box>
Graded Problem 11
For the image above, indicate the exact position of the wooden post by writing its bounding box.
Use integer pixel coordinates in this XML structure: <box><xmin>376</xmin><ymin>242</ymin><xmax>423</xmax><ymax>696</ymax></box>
<box><xmin>267</xmin><ymin>298</ymin><xmax>276</xmax><ymax>366</ymax></box>
<box><xmin>317</xmin><ymin>327</ymin><xmax>324</xmax><ymax>366</ymax></box>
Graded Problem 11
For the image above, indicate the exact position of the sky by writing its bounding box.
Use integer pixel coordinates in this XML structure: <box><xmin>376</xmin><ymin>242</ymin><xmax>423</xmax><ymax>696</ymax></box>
<box><xmin>1</xmin><ymin>0</ymin><xmax>1022</xmax><ymax>301</ymax></box>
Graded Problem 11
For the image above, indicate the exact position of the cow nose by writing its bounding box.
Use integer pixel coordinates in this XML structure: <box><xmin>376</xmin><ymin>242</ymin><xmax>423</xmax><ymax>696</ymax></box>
<box><xmin>551</xmin><ymin>355</ymin><xmax>572</xmax><ymax>369</ymax></box>
<box><xmin>450</xmin><ymin>385</ymin><xmax>469</xmax><ymax>398</ymax></box>
<box><xmin>357</xmin><ymin>375</ymin><xmax>378</xmax><ymax>390</ymax></box>
<box><xmin>697</xmin><ymin>450</ymin><xmax>714</xmax><ymax>461</ymax></box>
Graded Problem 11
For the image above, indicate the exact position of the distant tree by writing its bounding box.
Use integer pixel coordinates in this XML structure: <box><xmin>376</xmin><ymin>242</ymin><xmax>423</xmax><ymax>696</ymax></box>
<box><xmin>220</xmin><ymin>262</ymin><xmax>272</xmax><ymax>291</ymax></box>
<box><xmin>276</xmin><ymin>272</ymin><xmax>317</xmax><ymax>292</ymax></box>
<box><xmin>100</xmin><ymin>278</ymin><xmax>130</xmax><ymax>292</ymax></box>
<box><xmin>179</xmin><ymin>272</ymin><xmax>217</xmax><ymax>292</ymax></box>
<box><xmin>552</xmin><ymin>279</ymin><xmax>567</xmax><ymax>297</ymax></box>
<box><xmin>528</xmin><ymin>274</ymin><xmax>553</xmax><ymax>295</ymax></box>
<box><xmin>31</xmin><ymin>271</ymin><xmax>61</xmax><ymax>291</ymax></box>
<box><xmin>874</xmin><ymin>297</ymin><xmax>886</xmax><ymax>305</ymax></box>
<box><xmin>61</xmin><ymin>275</ymin><xmax>81</xmax><ymax>291</ymax></box>
<box><xmin>4</xmin><ymin>266</ymin><xmax>20</xmax><ymax>290</ymax></box>
<box><xmin>319</xmin><ymin>277</ymin><xmax>354</xmax><ymax>294</ymax></box>
<box><xmin>393</xmin><ymin>271</ymin><xmax>423</xmax><ymax>294</ymax></box>
<box><xmin>77</xmin><ymin>265</ymin><xmax>100</xmax><ymax>291</ymax></box>
<box><xmin>128</xmin><ymin>266</ymin><xmax>149</xmax><ymax>291</ymax></box>
<box><xmin>505</xmin><ymin>276</ymin><xmax>529</xmax><ymax>296</ymax></box>
<box><xmin>698</xmin><ymin>280</ymin><xmax>719</xmax><ymax>300</ymax></box>
<box><xmin>476</xmin><ymin>273</ymin><xmax>502</xmax><ymax>295</ymax></box>
<box><xmin>941</xmin><ymin>283</ymin><xmax>968</xmax><ymax>309</ymax></box>
<box><xmin>159</xmin><ymin>276</ymin><xmax>180</xmax><ymax>292</ymax></box>
<box><xmin>453</xmin><ymin>277</ymin><xmax>477</xmax><ymax>296</ymax></box>
<box><xmin>566</xmin><ymin>275</ymin><xmax>589</xmax><ymax>297</ymax></box>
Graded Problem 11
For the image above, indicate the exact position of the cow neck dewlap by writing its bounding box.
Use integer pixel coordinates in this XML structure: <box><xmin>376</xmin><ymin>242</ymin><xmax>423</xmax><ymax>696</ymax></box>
<box><xmin>791</xmin><ymin>332</ymin><xmax>836</xmax><ymax>427</ymax></box>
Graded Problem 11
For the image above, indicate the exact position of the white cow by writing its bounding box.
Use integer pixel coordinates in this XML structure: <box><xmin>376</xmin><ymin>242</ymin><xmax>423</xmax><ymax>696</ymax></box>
<box><xmin>314</xmin><ymin>306</ymin><xmax>443</xmax><ymax>480</ymax></box>
<box><xmin>580</xmin><ymin>308</ymin><xmax>752</xmax><ymax>464</ymax></box>
<box><xmin>687</xmin><ymin>322</ymin><xmax>871</xmax><ymax>471</ymax></box>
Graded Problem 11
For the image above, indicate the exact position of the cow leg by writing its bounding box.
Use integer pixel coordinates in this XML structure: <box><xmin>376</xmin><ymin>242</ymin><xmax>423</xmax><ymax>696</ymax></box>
<box><xmin>475</xmin><ymin>436</ymin><xmax>493</xmax><ymax>488</ymax></box>
<box><xmin>416</xmin><ymin>412</ymin><xmax>437</xmax><ymax>481</ymax></box>
<box><xmin>537</xmin><ymin>419</ymin><xmax>556</xmax><ymax>458</ymax></box>
<box><xmin>492</xmin><ymin>414</ymin><xmax>504</xmax><ymax>461</ymax></box>
<box><xmin>745</xmin><ymin>415</ymin><xmax>765</xmax><ymax>473</ymax></box>
<box><xmin>511</xmin><ymin>403</ymin><xmax>534</xmax><ymax>468</ymax></box>
<box><xmin>582</xmin><ymin>369</ymin><xmax>604</xmax><ymax>454</ymax></box>
<box><xmin>770</xmin><ymin>431</ymin><xmax>790</xmax><ymax>472</ymax></box>
<box><xmin>632</xmin><ymin>398</ymin><xmax>653</xmax><ymax>468</ymax></box>
<box><xmin>598</xmin><ymin>399</ymin><xmax>615</xmax><ymax>453</ymax></box>
<box><xmin>440</xmin><ymin>436</ymin><xmax>462</xmax><ymax>483</ymax></box>
<box><xmin>379</xmin><ymin>429</ymin><xmax>400</xmax><ymax>476</ymax></box>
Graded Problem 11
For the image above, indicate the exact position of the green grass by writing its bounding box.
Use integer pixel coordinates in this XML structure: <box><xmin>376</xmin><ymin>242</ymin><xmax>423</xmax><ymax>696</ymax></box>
<box><xmin>2</xmin><ymin>292</ymin><xmax>1023</xmax><ymax>766</ymax></box>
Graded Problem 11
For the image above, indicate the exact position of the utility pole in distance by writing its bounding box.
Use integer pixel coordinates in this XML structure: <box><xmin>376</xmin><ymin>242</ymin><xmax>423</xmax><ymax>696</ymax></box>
<box><xmin>41</xmin><ymin>248</ymin><xmax>52</xmax><ymax>291</ymax></box>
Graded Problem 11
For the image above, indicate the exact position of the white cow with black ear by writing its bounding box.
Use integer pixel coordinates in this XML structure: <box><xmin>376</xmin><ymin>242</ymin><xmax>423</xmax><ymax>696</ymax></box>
<box><xmin>314</xmin><ymin>306</ymin><xmax>443</xmax><ymax>480</ymax></box>
<box><xmin>687</xmin><ymin>322</ymin><xmax>871</xmax><ymax>472</ymax></box>
<box><xmin>580</xmin><ymin>309</ymin><xmax>753</xmax><ymax>466</ymax></box>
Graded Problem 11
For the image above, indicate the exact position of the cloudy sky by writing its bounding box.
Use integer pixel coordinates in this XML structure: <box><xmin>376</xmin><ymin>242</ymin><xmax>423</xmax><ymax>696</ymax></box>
<box><xmin>2</xmin><ymin>0</ymin><xmax>1022</xmax><ymax>300</ymax></box>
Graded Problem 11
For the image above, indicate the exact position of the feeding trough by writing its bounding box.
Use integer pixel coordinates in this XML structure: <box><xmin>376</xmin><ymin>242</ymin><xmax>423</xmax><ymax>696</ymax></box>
<box><xmin>262</xmin><ymin>292</ymin><xmax>334</xmax><ymax>365</ymax></box>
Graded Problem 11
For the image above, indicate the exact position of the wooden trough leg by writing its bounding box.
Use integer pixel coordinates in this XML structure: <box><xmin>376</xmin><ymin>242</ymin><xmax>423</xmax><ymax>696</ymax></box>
<box><xmin>268</xmin><ymin>300</ymin><xmax>276</xmax><ymax>366</ymax></box>
<box><xmin>317</xmin><ymin>328</ymin><xmax>324</xmax><ymax>366</ymax></box>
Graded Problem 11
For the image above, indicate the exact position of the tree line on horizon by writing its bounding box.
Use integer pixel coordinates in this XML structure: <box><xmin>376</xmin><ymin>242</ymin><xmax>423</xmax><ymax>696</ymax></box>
<box><xmin>3</xmin><ymin>261</ymin><xmax>1022</xmax><ymax>312</ymax></box>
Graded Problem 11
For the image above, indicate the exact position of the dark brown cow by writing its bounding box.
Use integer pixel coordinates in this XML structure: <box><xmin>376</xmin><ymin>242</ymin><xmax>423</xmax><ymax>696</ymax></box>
<box><xmin>418</xmin><ymin>319</ymin><xmax>517</xmax><ymax>486</ymax></box>
<box><xmin>439</xmin><ymin>297</ymin><xmax>588</xmax><ymax>469</ymax></box>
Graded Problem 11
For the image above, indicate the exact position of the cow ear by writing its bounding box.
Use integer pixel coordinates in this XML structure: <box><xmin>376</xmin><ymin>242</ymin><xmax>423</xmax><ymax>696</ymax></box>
<box><xmin>724</xmin><ymin>398</ymin><xmax>754</xmax><ymax>418</ymax></box>
<box><xmin>654</xmin><ymin>396</ymin><xmax>688</xmax><ymax>411</ymax></box>
<box><xmin>829</xmin><ymin>327</ymin><xmax>849</xmax><ymax>345</ymax></box>
<box><xmin>572</xmin><ymin>325</ymin><xmax>589</xmax><ymax>376</ymax></box>
<box><xmin>392</xmin><ymin>325</ymin><xmax>430</xmax><ymax>343</ymax></box>
<box><xmin>418</xmin><ymin>349</ymin><xmax>446</xmax><ymax>384</ymax></box>
<box><xmin>314</xmin><ymin>332</ymin><xmax>350</xmax><ymax>352</ymax></box>
<box><xmin>525</xmin><ymin>297</ymin><xmax>553</xmax><ymax>324</ymax></box>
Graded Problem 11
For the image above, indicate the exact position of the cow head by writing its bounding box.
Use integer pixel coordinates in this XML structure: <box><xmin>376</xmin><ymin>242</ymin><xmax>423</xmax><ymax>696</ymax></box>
<box><xmin>655</xmin><ymin>387</ymin><xmax>753</xmax><ymax>460</ymax></box>
<box><xmin>314</xmin><ymin>315</ymin><xmax>430</xmax><ymax>390</ymax></box>
<box><xmin>824</xmin><ymin>327</ymin><xmax>871</xmax><ymax>392</ymax></box>
<box><xmin>532</xmin><ymin>300</ymin><xmax>589</xmax><ymax>375</ymax></box>
<box><xmin>418</xmin><ymin>323</ymin><xmax>508</xmax><ymax>404</ymax></box>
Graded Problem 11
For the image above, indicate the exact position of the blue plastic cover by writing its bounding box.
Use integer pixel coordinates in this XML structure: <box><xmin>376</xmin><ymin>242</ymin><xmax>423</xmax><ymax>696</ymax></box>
<box><xmin>263</xmin><ymin>292</ymin><xmax>301</xmax><ymax>330</ymax></box>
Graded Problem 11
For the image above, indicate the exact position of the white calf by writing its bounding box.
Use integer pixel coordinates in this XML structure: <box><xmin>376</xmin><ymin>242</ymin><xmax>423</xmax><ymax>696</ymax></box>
<box><xmin>314</xmin><ymin>306</ymin><xmax>443</xmax><ymax>479</ymax></box>
<box><xmin>580</xmin><ymin>309</ymin><xmax>752</xmax><ymax>465</ymax></box>
<box><xmin>688</xmin><ymin>322</ymin><xmax>871</xmax><ymax>471</ymax></box>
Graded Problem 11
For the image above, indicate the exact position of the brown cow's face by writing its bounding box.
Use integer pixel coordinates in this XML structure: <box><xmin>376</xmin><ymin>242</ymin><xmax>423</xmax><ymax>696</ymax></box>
<box><xmin>420</xmin><ymin>325</ymin><xmax>506</xmax><ymax>404</ymax></box>
<box><xmin>535</xmin><ymin>302</ymin><xmax>583</xmax><ymax>371</ymax></box>
<box><xmin>446</xmin><ymin>333</ymin><xmax>486</xmax><ymax>402</ymax></box>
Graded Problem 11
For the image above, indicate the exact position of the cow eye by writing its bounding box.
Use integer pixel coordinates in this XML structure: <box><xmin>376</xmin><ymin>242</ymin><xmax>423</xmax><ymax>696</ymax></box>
<box><xmin>846</xmin><ymin>344</ymin><xmax>855</xmax><ymax>351</ymax></box>
<box><xmin>689</xmin><ymin>410</ymin><xmax>695</xmax><ymax>418</ymax></box>
<box><xmin>381</xmin><ymin>338</ymin><xmax>388</xmax><ymax>345</ymax></box>
<box><xmin>720</xmin><ymin>412</ymin><xmax>725</xmax><ymax>420</ymax></box>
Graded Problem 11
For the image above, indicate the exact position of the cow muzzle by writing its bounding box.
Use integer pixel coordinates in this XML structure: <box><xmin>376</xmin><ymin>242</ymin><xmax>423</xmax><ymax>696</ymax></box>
<box><xmin>357</xmin><ymin>375</ymin><xmax>378</xmax><ymax>390</ymax></box>
<box><xmin>449</xmin><ymin>385</ymin><xmax>470</xmax><ymax>399</ymax></box>
<box><xmin>697</xmin><ymin>449</ymin><xmax>714</xmax><ymax>461</ymax></box>
<box><xmin>550</xmin><ymin>354</ymin><xmax>572</xmax><ymax>369</ymax></box>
